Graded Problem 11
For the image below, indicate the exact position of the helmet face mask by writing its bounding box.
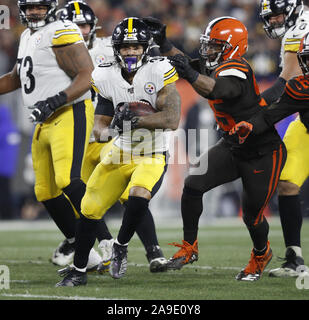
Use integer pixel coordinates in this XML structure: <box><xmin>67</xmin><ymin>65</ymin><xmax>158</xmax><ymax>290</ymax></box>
<box><xmin>112</xmin><ymin>17</ymin><xmax>151</xmax><ymax>73</ymax></box>
<box><xmin>199</xmin><ymin>17</ymin><xmax>248</xmax><ymax>73</ymax></box>
<box><xmin>58</xmin><ymin>1</ymin><xmax>98</xmax><ymax>49</ymax></box>
<box><xmin>259</xmin><ymin>0</ymin><xmax>304</xmax><ymax>39</ymax></box>
<box><xmin>18</xmin><ymin>0</ymin><xmax>58</xmax><ymax>30</ymax></box>
<box><xmin>297</xmin><ymin>33</ymin><xmax>309</xmax><ymax>75</ymax></box>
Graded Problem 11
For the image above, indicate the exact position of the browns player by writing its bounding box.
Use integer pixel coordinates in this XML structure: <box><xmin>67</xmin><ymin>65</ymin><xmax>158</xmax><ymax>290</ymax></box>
<box><xmin>144</xmin><ymin>16</ymin><xmax>287</xmax><ymax>281</ymax></box>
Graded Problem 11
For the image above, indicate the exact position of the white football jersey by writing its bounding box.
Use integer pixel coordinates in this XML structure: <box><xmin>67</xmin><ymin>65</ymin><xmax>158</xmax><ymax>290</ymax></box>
<box><xmin>91</xmin><ymin>57</ymin><xmax>178</xmax><ymax>154</ymax></box>
<box><xmin>89</xmin><ymin>36</ymin><xmax>115</xmax><ymax>66</ymax></box>
<box><xmin>280</xmin><ymin>10</ymin><xmax>309</xmax><ymax>68</ymax></box>
<box><xmin>17</xmin><ymin>20</ymin><xmax>91</xmax><ymax>108</ymax></box>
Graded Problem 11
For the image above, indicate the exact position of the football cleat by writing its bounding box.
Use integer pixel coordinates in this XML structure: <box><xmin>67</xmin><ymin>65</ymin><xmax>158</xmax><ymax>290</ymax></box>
<box><xmin>51</xmin><ymin>239</ymin><xmax>75</xmax><ymax>266</ymax></box>
<box><xmin>166</xmin><ymin>240</ymin><xmax>198</xmax><ymax>270</ymax></box>
<box><xmin>269</xmin><ymin>247</ymin><xmax>305</xmax><ymax>278</ymax></box>
<box><xmin>146</xmin><ymin>245</ymin><xmax>168</xmax><ymax>273</ymax></box>
<box><xmin>97</xmin><ymin>239</ymin><xmax>114</xmax><ymax>274</ymax></box>
<box><xmin>56</xmin><ymin>266</ymin><xmax>87</xmax><ymax>287</ymax></box>
<box><xmin>236</xmin><ymin>241</ymin><xmax>272</xmax><ymax>281</ymax></box>
<box><xmin>109</xmin><ymin>243</ymin><xmax>128</xmax><ymax>279</ymax></box>
<box><xmin>86</xmin><ymin>248</ymin><xmax>102</xmax><ymax>273</ymax></box>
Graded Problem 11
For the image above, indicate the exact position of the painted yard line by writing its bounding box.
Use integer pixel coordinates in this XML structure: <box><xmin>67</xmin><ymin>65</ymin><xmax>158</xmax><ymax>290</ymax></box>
<box><xmin>0</xmin><ymin>293</ymin><xmax>125</xmax><ymax>300</ymax></box>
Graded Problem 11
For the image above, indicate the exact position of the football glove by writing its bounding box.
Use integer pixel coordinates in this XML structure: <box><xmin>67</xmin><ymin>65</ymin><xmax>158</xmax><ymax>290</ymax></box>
<box><xmin>142</xmin><ymin>16</ymin><xmax>173</xmax><ymax>53</ymax></box>
<box><xmin>229</xmin><ymin>121</ymin><xmax>253</xmax><ymax>144</ymax></box>
<box><xmin>109</xmin><ymin>102</ymin><xmax>139</xmax><ymax>133</ymax></box>
<box><xmin>29</xmin><ymin>91</ymin><xmax>67</xmax><ymax>123</ymax></box>
<box><xmin>168</xmin><ymin>54</ymin><xmax>199</xmax><ymax>84</ymax></box>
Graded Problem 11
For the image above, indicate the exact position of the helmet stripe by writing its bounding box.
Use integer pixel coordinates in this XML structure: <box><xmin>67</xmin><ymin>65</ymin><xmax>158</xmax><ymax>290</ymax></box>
<box><xmin>128</xmin><ymin>18</ymin><xmax>133</xmax><ymax>38</ymax></box>
<box><xmin>73</xmin><ymin>1</ymin><xmax>81</xmax><ymax>15</ymax></box>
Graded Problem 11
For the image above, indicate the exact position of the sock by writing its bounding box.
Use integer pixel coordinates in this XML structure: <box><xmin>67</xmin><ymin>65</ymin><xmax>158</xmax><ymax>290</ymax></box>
<box><xmin>96</xmin><ymin>218</ymin><xmax>113</xmax><ymax>242</ymax></box>
<box><xmin>42</xmin><ymin>193</ymin><xmax>76</xmax><ymax>239</ymax></box>
<box><xmin>117</xmin><ymin>196</ymin><xmax>149</xmax><ymax>245</ymax></box>
<box><xmin>135</xmin><ymin>208</ymin><xmax>159</xmax><ymax>248</ymax></box>
<box><xmin>73</xmin><ymin>214</ymin><xmax>100</xmax><ymax>269</ymax></box>
<box><xmin>287</xmin><ymin>245</ymin><xmax>302</xmax><ymax>257</ymax></box>
<box><xmin>181</xmin><ymin>187</ymin><xmax>204</xmax><ymax>245</ymax></box>
<box><xmin>247</xmin><ymin>217</ymin><xmax>269</xmax><ymax>252</ymax></box>
<box><xmin>278</xmin><ymin>195</ymin><xmax>303</xmax><ymax>248</ymax></box>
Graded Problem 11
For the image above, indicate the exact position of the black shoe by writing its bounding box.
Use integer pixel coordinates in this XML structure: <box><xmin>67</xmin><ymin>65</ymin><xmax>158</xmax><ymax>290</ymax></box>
<box><xmin>55</xmin><ymin>266</ymin><xmax>87</xmax><ymax>287</ymax></box>
<box><xmin>269</xmin><ymin>247</ymin><xmax>305</xmax><ymax>277</ymax></box>
<box><xmin>51</xmin><ymin>239</ymin><xmax>75</xmax><ymax>266</ymax></box>
<box><xmin>146</xmin><ymin>245</ymin><xmax>168</xmax><ymax>273</ymax></box>
<box><xmin>109</xmin><ymin>243</ymin><xmax>128</xmax><ymax>279</ymax></box>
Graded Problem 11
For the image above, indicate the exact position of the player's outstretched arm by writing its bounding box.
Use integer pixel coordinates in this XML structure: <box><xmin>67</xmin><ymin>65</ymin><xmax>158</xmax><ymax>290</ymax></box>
<box><xmin>138</xmin><ymin>82</ymin><xmax>181</xmax><ymax>131</ymax></box>
<box><xmin>53</xmin><ymin>42</ymin><xmax>94</xmax><ymax>102</ymax></box>
<box><xmin>0</xmin><ymin>63</ymin><xmax>21</xmax><ymax>95</ymax></box>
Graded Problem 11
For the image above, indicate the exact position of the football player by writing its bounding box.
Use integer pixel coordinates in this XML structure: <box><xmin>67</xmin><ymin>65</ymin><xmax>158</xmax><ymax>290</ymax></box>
<box><xmin>230</xmin><ymin>31</ymin><xmax>309</xmax><ymax>167</ymax></box>
<box><xmin>258</xmin><ymin>0</ymin><xmax>308</xmax><ymax>277</ymax></box>
<box><xmin>143</xmin><ymin>16</ymin><xmax>287</xmax><ymax>281</ymax></box>
<box><xmin>56</xmin><ymin>17</ymin><xmax>181</xmax><ymax>286</ymax></box>
<box><xmin>59</xmin><ymin>1</ymin><xmax>169</xmax><ymax>274</ymax></box>
<box><xmin>0</xmin><ymin>0</ymin><xmax>102</xmax><ymax>271</ymax></box>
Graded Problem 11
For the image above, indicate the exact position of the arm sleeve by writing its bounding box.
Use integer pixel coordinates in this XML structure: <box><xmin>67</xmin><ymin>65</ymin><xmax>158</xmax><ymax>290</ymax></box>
<box><xmin>208</xmin><ymin>76</ymin><xmax>243</xmax><ymax>100</ymax></box>
<box><xmin>95</xmin><ymin>95</ymin><xmax>114</xmax><ymax>117</ymax></box>
<box><xmin>250</xmin><ymin>93</ymin><xmax>307</xmax><ymax>134</ymax></box>
<box><xmin>261</xmin><ymin>77</ymin><xmax>287</xmax><ymax>105</ymax></box>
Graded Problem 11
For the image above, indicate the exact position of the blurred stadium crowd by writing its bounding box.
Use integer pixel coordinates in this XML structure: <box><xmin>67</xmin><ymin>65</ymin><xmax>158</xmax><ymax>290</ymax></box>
<box><xmin>0</xmin><ymin>0</ymin><xmax>309</xmax><ymax>220</ymax></box>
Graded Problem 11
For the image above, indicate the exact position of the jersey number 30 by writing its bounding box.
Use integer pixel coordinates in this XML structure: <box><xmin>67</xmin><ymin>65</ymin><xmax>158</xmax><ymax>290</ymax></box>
<box><xmin>17</xmin><ymin>56</ymin><xmax>35</xmax><ymax>94</ymax></box>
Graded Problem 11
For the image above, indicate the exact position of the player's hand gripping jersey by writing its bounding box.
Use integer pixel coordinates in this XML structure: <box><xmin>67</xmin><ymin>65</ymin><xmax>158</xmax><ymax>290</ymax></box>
<box><xmin>91</xmin><ymin>56</ymin><xmax>178</xmax><ymax>154</ymax></box>
<box><xmin>17</xmin><ymin>19</ymin><xmax>91</xmax><ymax>107</ymax></box>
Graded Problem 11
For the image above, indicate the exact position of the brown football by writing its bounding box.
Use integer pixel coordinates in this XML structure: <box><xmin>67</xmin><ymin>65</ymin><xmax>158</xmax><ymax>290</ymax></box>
<box><xmin>127</xmin><ymin>100</ymin><xmax>156</xmax><ymax>116</ymax></box>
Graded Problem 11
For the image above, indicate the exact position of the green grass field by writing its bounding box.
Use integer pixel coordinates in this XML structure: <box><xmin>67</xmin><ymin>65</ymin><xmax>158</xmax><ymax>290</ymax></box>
<box><xmin>0</xmin><ymin>217</ymin><xmax>309</xmax><ymax>301</ymax></box>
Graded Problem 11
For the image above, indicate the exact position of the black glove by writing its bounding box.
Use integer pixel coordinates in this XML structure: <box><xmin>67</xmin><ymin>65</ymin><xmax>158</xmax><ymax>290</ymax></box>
<box><xmin>109</xmin><ymin>102</ymin><xmax>139</xmax><ymax>133</ymax></box>
<box><xmin>29</xmin><ymin>91</ymin><xmax>67</xmax><ymax>123</ymax></box>
<box><xmin>168</xmin><ymin>54</ymin><xmax>199</xmax><ymax>84</ymax></box>
<box><xmin>142</xmin><ymin>16</ymin><xmax>173</xmax><ymax>53</ymax></box>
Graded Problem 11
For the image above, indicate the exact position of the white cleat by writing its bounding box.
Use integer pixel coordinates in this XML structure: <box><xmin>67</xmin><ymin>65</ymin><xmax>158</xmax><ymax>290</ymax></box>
<box><xmin>97</xmin><ymin>239</ymin><xmax>114</xmax><ymax>274</ymax></box>
<box><xmin>86</xmin><ymin>248</ymin><xmax>102</xmax><ymax>273</ymax></box>
<box><xmin>51</xmin><ymin>239</ymin><xmax>75</xmax><ymax>266</ymax></box>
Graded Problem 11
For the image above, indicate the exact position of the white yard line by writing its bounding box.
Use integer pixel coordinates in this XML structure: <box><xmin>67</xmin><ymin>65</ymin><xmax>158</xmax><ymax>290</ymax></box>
<box><xmin>0</xmin><ymin>293</ymin><xmax>123</xmax><ymax>300</ymax></box>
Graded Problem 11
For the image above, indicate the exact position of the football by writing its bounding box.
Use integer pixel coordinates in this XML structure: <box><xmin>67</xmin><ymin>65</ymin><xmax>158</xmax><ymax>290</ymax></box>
<box><xmin>127</xmin><ymin>100</ymin><xmax>156</xmax><ymax>116</ymax></box>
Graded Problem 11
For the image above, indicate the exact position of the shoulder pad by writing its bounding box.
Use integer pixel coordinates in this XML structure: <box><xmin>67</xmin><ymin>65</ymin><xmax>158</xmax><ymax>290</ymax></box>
<box><xmin>214</xmin><ymin>59</ymin><xmax>249</xmax><ymax>78</ymax></box>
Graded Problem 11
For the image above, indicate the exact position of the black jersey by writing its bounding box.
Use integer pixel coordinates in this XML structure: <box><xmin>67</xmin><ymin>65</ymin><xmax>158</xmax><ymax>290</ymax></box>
<box><xmin>250</xmin><ymin>75</ymin><xmax>309</xmax><ymax>134</ymax></box>
<box><xmin>206</xmin><ymin>58</ymin><xmax>282</xmax><ymax>156</ymax></box>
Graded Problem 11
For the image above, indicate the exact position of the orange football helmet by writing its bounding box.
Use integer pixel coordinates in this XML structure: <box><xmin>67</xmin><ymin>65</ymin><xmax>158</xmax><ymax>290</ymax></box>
<box><xmin>199</xmin><ymin>16</ymin><xmax>248</xmax><ymax>72</ymax></box>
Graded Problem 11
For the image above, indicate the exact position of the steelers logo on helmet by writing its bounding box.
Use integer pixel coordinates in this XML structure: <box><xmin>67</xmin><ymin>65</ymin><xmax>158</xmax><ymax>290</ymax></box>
<box><xmin>259</xmin><ymin>0</ymin><xmax>304</xmax><ymax>39</ymax></box>
<box><xmin>112</xmin><ymin>17</ymin><xmax>152</xmax><ymax>73</ymax></box>
<box><xmin>18</xmin><ymin>0</ymin><xmax>58</xmax><ymax>30</ymax></box>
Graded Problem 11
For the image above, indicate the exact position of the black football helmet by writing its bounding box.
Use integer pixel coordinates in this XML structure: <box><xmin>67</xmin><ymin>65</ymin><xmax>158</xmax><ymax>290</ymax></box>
<box><xmin>112</xmin><ymin>17</ymin><xmax>151</xmax><ymax>73</ymax></box>
<box><xmin>297</xmin><ymin>32</ymin><xmax>309</xmax><ymax>75</ymax></box>
<box><xmin>18</xmin><ymin>0</ymin><xmax>58</xmax><ymax>30</ymax></box>
<box><xmin>58</xmin><ymin>1</ymin><xmax>98</xmax><ymax>49</ymax></box>
<box><xmin>259</xmin><ymin>0</ymin><xmax>304</xmax><ymax>39</ymax></box>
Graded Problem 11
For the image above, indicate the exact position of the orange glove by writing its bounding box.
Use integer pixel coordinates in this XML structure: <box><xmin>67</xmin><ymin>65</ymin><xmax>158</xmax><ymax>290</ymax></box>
<box><xmin>229</xmin><ymin>121</ymin><xmax>253</xmax><ymax>144</ymax></box>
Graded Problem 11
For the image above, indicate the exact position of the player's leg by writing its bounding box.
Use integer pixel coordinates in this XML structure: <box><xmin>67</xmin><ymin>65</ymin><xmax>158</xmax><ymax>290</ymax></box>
<box><xmin>167</xmin><ymin>139</ymin><xmax>240</xmax><ymax>270</ymax></box>
<box><xmin>31</xmin><ymin>123</ymin><xmax>78</xmax><ymax>265</ymax></box>
<box><xmin>109</xmin><ymin>152</ymin><xmax>167</xmax><ymax>279</ymax></box>
<box><xmin>236</xmin><ymin>143</ymin><xmax>287</xmax><ymax>281</ymax></box>
<box><xmin>270</xmin><ymin>119</ymin><xmax>309</xmax><ymax>277</ymax></box>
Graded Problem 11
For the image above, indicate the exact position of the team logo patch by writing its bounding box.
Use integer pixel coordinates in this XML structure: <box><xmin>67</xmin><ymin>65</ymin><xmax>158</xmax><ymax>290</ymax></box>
<box><xmin>35</xmin><ymin>33</ymin><xmax>42</xmax><ymax>46</ymax></box>
<box><xmin>144</xmin><ymin>82</ymin><xmax>156</xmax><ymax>95</ymax></box>
<box><xmin>95</xmin><ymin>54</ymin><xmax>106</xmax><ymax>65</ymax></box>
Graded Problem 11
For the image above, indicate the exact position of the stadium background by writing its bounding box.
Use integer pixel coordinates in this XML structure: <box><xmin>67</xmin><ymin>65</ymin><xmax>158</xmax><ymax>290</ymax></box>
<box><xmin>0</xmin><ymin>0</ymin><xmax>308</xmax><ymax>222</ymax></box>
